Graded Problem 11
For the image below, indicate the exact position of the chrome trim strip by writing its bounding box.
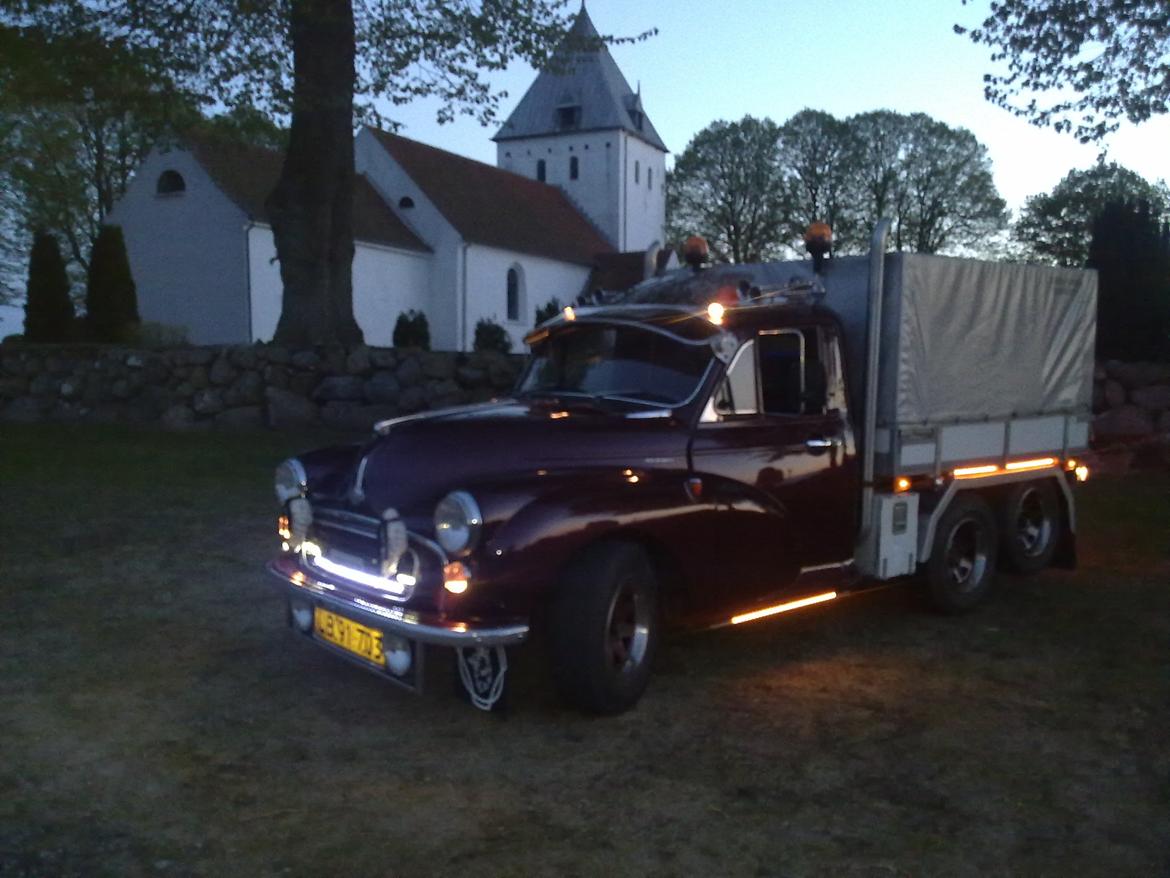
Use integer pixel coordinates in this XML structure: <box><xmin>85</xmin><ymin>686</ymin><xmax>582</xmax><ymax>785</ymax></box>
<box><xmin>268</xmin><ymin>564</ymin><xmax>529</xmax><ymax>647</ymax></box>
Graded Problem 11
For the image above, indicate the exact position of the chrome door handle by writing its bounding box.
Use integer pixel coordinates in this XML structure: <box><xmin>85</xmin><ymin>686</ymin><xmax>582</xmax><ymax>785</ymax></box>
<box><xmin>805</xmin><ymin>437</ymin><xmax>835</xmax><ymax>449</ymax></box>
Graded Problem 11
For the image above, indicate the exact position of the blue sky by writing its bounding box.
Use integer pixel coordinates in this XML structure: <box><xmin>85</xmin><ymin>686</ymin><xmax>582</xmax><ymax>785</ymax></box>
<box><xmin>378</xmin><ymin>0</ymin><xmax>1168</xmax><ymax>213</ymax></box>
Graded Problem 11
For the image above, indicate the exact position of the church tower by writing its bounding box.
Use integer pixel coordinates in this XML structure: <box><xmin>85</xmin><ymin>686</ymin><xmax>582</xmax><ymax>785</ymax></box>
<box><xmin>493</xmin><ymin>6</ymin><xmax>667</xmax><ymax>253</ymax></box>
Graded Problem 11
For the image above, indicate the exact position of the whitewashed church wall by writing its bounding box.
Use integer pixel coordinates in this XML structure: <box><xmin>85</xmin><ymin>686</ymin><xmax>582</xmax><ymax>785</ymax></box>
<box><xmin>464</xmin><ymin>245</ymin><xmax>590</xmax><ymax>353</ymax></box>
<box><xmin>247</xmin><ymin>226</ymin><xmax>432</xmax><ymax>346</ymax></box>
<box><xmin>107</xmin><ymin>148</ymin><xmax>252</xmax><ymax>344</ymax></box>
<box><xmin>621</xmin><ymin>133</ymin><xmax>667</xmax><ymax>253</ymax></box>
<box><xmin>496</xmin><ymin>131</ymin><xmax>623</xmax><ymax>249</ymax></box>
<box><xmin>355</xmin><ymin>128</ymin><xmax>462</xmax><ymax>351</ymax></box>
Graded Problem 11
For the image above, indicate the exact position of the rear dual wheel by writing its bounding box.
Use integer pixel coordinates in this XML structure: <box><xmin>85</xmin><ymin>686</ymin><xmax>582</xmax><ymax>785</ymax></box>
<box><xmin>999</xmin><ymin>480</ymin><xmax>1060</xmax><ymax>574</ymax></box>
<box><xmin>924</xmin><ymin>493</ymin><xmax>999</xmax><ymax>613</ymax></box>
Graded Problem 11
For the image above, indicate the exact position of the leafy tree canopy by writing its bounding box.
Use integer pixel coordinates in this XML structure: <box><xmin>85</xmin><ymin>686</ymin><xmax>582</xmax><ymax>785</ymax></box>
<box><xmin>957</xmin><ymin>0</ymin><xmax>1170</xmax><ymax>142</ymax></box>
<box><xmin>1014</xmin><ymin>162</ymin><xmax>1170</xmax><ymax>267</ymax></box>
<box><xmin>667</xmin><ymin>116</ymin><xmax>788</xmax><ymax>264</ymax></box>
<box><xmin>667</xmin><ymin>110</ymin><xmax>1007</xmax><ymax>262</ymax></box>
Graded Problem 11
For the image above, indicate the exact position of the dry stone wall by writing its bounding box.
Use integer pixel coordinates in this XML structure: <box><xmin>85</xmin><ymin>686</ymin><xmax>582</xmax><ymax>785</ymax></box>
<box><xmin>0</xmin><ymin>343</ymin><xmax>522</xmax><ymax>432</ymax></box>
<box><xmin>1091</xmin><ymin>360</ymin><xmax>1170</xmax><ymax>445</ymax></box>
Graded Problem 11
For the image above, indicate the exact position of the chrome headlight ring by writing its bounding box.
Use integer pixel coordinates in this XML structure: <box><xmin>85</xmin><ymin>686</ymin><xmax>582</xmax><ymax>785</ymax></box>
<box><xmin>433</xmin><ymin>490</ymin><xmax>482</xmax><ymax>556</ymax></box>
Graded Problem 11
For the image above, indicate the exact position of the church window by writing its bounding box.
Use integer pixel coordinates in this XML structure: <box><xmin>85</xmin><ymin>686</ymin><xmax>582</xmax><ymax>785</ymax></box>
<box><xmin>537</xmin><ymin>160</ymin><xmax>546</xmax><ymax>182</ymax></box>
<box><xmin>156</xmin><ymin>170</ymin><xmax>186</xmax><ymax>195</ymax></box>
<box><xmin>647</xmin><ymin>168</ymin><xmax>652</xmax><ymax>190</ymax></box>
<box><xmin>634</xmin><ymin>161</ymin><xmax>640</xmax><ymax>184</ymax></box>
<box><xmin>570</xmin><ymin>156</ymin><xmax>579</xmax><ymax>180</ymax></box>
<box><xmin>506</xmin><ymin>267</ymin><xmax>524</xmax><ymax>321</ymax></box>
<box><xmin>398</xmin><ymin>196</ymin><xmax>415</xmax><ymax>209</ymax></box>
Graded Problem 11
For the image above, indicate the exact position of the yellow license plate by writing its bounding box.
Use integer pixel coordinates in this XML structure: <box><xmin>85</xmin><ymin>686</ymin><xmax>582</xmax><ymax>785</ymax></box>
<box><xmin>314</xmin><ymin>607</ymin><xmax>385</xmax><ymax>667</ymax></box>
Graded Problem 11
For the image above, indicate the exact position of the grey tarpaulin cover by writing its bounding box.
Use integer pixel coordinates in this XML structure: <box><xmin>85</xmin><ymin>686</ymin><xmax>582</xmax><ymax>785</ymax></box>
<box><xmin>868</xmin><ymin>253</ymin><xmax>1097</xmax><ymax>427</ymax></box>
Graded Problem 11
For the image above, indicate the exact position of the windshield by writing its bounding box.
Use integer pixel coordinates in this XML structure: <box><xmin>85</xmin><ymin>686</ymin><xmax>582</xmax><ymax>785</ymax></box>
<box><xmin>520</xmin><ymin>323</ymin><xmax>712</xmax><ymax>407</ymax></box>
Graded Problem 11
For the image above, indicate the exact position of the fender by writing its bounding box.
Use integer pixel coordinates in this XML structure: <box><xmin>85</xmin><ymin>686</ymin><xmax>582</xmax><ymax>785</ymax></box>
<box><xmin>456</xmin><ymin>466</ymin><xmax>798</xmax><ymax>627</ymax></box>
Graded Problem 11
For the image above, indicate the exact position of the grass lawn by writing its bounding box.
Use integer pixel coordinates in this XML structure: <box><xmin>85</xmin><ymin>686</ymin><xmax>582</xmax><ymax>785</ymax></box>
<box><xmin>1</xmin><ymin>424</ymin><xmax>1168</xmax><ymax>877</ymax></box>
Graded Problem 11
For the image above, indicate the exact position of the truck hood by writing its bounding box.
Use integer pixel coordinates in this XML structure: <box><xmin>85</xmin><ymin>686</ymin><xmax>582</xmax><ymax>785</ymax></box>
<box><xmin>354</xmin><ymin>400</ymin><xmax>691</xmax><ymax>516</ymax></box>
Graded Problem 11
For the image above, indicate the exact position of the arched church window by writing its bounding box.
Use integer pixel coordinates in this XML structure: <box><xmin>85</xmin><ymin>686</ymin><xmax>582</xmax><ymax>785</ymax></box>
<box><xmin>506</xmin><ymin>267</ymin><xmax>523</xmax><ymax>321</ymax></box>
<box><xmin>648</xmin><ymin>168</ymin><xmax>652</xmax><ymax>190</ymax></box>
<box><xmin>398</xmin><ymin>196</ymin><xmax>415</xmax><ymax>209</ymax></box>
<box><xmin>537</xmin><ymin>160</ymin><xmax>546</xmax><ymax>183</ymax></box>
<box><xmin>570</xmin><ymin>156</ymin><xmax>579</xmax><ymax>180</ymax></box>
<box><xmin>634</xmin><ymin>161</ymin><xmax>640</xmax><ymax>184</ymax></box>
<box><xmin>156</xmin><ymin>170</ymin><xmax>186</xmax><ymax>195</ymax></box>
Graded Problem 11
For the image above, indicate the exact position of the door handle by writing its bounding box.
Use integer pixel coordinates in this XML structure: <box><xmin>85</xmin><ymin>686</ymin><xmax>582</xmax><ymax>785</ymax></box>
<box><xmin>805</xmin><ymin>437</ymin><xmax>836</xmax><ymax>449</ymax></box>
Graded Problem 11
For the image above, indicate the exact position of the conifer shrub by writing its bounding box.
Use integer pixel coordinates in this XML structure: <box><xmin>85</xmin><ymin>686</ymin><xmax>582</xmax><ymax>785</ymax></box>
<box><xmin>393</xmin><ymin>309</ymin><xmax>430</xmax><ymax>349</ymax></box>
<box><xmin>23</xmin><ymin>231</ymin><xmax>74</xmax><ymax>342</ymax></box>
<box><xmin>85</xmin><ymin>225</ymin><xmax>140</xmax><ymax>343</ymax></box>
<box><xmin>534</xmin><ymin>298</ymin><xmax>561</xmax><ymax>325</ymax></box>
<box><xmin>473</xmin><ymin>318</ymin><xmax>512</xmax><ymax>354</ymax></box>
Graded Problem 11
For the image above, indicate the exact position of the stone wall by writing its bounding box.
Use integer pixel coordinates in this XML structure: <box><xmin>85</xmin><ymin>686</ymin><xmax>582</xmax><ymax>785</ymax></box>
<box><xmin>3</xmin><ymin>342</ymin><xmax>1169</xmax><ymax>450</ymax></box>
<box><xmin>1091</xmin><ymin>360</ymin><xmax>1170</xmax><ymax>445</ymax></box>
<box><xmin>0</xmin><ymin>343</ymin><xmax>523</xmax><ymax>432</ymax></box>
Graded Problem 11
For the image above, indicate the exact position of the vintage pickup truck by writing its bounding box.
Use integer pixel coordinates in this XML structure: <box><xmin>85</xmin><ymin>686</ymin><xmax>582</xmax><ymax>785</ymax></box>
<box><xmin>266</xmin><ymin>222</ymin><xmax>1096</xmax><ymax>714</ymax></box>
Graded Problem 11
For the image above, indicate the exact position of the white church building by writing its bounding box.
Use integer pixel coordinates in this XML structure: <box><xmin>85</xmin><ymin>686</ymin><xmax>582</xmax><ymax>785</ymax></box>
<box><xmin>107</xmin><ymin>7</ymin><xmax>669</xmax><ymax>351</ymax></box>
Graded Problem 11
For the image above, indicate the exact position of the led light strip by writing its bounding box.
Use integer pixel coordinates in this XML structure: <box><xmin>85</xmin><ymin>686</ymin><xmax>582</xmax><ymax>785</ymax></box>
<box><xmin>730</xmin><ymin>591</ymin><xmax>837</xmax><ymax>626</ymax></box>
<box><xmin>301</xmin><ymin>542</ymin><xmax>412</xmax><ymax>595</ymax></box>
<box><xmin>954</xmin><ymin>457</ymin><xmax>1058</xmax><ymax>479</ymax></box>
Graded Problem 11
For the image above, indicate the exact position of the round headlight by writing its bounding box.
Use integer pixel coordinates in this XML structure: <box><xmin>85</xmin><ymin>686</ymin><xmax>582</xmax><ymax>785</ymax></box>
<box><xmin>433</xmin><ymin>490</ymin><xmax>482</xmax><ymax>556</ymax></box>
<box><xmin>275</xmin><ymin>458</ymin><xmax>307</xmax><ymax>503</ymax></box>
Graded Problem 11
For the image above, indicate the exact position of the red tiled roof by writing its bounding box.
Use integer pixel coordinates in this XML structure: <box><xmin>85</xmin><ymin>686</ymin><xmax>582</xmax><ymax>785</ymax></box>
<box><xmin>184</xmin><ymin>136</ymin><xmax>429</xmax><ymax>253</ymax></box>
<box><xmin>368</xmin><ymin>128</ymin><xmax>614</xmax><ymax>266</ymax></box>
<box><xmin>587</xmin><ymin>251</ymin><xmax>648</xmax><ymax>293</ymax></box>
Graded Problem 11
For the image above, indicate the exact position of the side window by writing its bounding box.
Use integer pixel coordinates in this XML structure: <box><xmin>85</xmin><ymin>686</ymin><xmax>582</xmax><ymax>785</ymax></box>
<box><xmin>758</xmin><ymin>330</ymin><xmax>804</xmax><ymax>415</ymax></box>
<box><xmin>634</xmin><ymin>160</ymin><xmax>640</xmax><ymax>184</ymax></box>
<box><xmin>707</xmin><ymin>328</ymin><xmax>830</xmax><ymax>422</ymax></box>
<box><xmin>570</xmin><ymin>156</ymin><xmax>579</xmax><ymax>180</ymax></box>
<box><xmin>712</xmin><ymin>340</ymin><xmax>757</xmax><ymax>416</ymax></box>
<box><xmin>536</xmin><ymin>159</ymin><xmax>546</xmax><ymax>183</ymax></box>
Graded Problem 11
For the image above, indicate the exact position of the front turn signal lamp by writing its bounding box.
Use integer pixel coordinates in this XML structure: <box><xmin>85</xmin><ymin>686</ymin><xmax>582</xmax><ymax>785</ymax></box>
<box><xmin>444</xmin><ymin>561</ymin><xmax>470</xmax><ymax>595</ymax></box>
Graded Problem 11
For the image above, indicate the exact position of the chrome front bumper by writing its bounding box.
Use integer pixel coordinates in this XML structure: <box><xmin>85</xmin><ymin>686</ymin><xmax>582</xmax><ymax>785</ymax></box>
<box><xmin>265</xmin><ymin>559</ymin><xmax>530</xmax><ymax>647</ymax></box>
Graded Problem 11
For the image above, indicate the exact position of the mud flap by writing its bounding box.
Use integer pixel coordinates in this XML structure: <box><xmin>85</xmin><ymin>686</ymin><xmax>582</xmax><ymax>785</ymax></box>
<box><xmin>456</xmin><ymin>646</ymin><xmax>508</xmax><ymax>711</ymax></box>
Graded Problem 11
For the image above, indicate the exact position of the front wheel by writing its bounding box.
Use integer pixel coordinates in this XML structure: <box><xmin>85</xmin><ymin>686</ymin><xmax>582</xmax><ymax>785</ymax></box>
<box><xmin>923</xmin><ymin>493</ymin><xmax>999</xmax><ymax>613</ymax></box>
<box><xmin>548</xmin><ymin>541</ymin><xmax>659</xmax><ymax>715</ymax></box>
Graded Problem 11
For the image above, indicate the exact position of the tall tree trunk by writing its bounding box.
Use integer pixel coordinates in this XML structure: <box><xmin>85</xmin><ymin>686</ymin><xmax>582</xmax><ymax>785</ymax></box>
<box><xmin>267</xmin><ymin>0</ymin><xmax>362</xmax><ymax>347</ymax></box>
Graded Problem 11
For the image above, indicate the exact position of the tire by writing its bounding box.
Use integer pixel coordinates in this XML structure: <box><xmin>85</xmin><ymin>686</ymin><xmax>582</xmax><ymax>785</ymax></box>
<box><xmin>548</xmin><ymin>541</ymin><xmax>659</xmax><ymax>715</ymax></box>
<box><xmin>998</xmin><ymin>480</ymin><xmax>1060</xmax><ymax>574</ymax></box>
<box><xmin>924</xmin><ymin>493</ymin><xmax>999</xmax><ymax>613</ymax></box>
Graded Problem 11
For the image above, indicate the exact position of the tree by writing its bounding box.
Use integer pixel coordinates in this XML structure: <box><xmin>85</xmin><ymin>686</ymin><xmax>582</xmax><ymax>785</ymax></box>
<box><xmin>1089</xmin><ymin>200</ymin><xmax>1170</xmax><ymax>362</ymax></box>
<box><xmin>1014</xmin><ymin>163</ymin><xmax>1170</xmax><ymax>267</ymax></box>
<box><xmin>1</xmin><ymin>2</ymin><xmax>648</xmax><ymax>346</ymax></box>
<box><xmin>894</xmin><ymin>114</ymin><xmax>1007</xmax><ymax>254</ymax></box>
<box><xmin>667</xmin><ymin>116</ymin><xmax>787</xmax><ymax>263</ymax></box>
<box><xmin>0</xmin><ymin>26</ymin><xmax>199</xmax><ymax>300</ymax></box>
<box><xmin>23</xmin><ymin>230</ymin><xmax>73</xmax><ymax>341</ymax></box>
<box><xmin>776</xmin><ymin>110</ymin><xmax>855</xmax><ymax>251</ymax></box>
<box><xmin>957</xmin><ymin>0</ymin><xmax>1170</xmax><ymax>142</ymax></box>
<box><xmin>85</xmin><ymin>225</ymin><xmax>138</xmax><ymax>342</ymax></box>
<box><xmin>839</xmin><ymin>110</ymin><xmax>913</xmax><ymax>250</ymax></box>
